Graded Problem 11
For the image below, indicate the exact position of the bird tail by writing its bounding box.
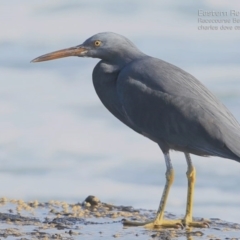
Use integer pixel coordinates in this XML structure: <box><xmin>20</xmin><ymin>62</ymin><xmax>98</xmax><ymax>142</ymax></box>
<box><xmin>223</xmin><ymin>126</ymin><xmax>240</xmax><ymax>162</ymax></box>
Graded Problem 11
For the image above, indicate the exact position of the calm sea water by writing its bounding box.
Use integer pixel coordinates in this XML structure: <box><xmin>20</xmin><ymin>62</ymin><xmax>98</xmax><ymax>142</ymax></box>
<box><xmin>0</xmin><ymin>1</ymin><xmax>240</xmax><ymax>223</ymax></box>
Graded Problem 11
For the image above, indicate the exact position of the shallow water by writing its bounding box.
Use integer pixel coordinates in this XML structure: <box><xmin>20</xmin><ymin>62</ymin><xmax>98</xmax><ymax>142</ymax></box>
<box><xmin>0</xmin><ymin>0</ymin><xmax>240</xmax><ymax>225</ymax></box>
<box><xmin>0</xmin><ymin>198</ymin><xmax>240</xmax><ymax>240</ymax></box>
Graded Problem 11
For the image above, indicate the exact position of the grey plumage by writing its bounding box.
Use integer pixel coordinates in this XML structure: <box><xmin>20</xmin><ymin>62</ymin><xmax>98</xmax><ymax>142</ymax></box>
<box><xmin>91</xmin><ymin>33</ymin><xmax>240</xmax><ymax>162</ymax></box>
<box><xmin>31</xmin><ymin>32</ymin><xmax>240</xmax><ymax>228</ymax></box>
<box><xmin>32</xmin><ymin>32</ymin><xmax>240</xmax><ymax>162</ymax></box>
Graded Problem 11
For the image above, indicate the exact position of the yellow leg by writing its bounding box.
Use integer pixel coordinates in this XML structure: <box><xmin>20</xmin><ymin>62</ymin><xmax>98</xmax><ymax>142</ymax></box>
<box><xmin>123</xmin><ymin>153</ymin><xmax>183</xmax><ymax>229</ymax></box>
<box><xmin>183</xmin><ymin>153</ymin><xmax>209</xmax><ymax>228</ymax></box>
<box><xmin>123</xmin><ymin>152</ymin><xmax>209</xmax><ymax>229</ymax></box>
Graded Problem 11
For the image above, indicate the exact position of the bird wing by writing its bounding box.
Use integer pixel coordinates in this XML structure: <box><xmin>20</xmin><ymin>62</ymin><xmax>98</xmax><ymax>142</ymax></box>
<box><xmin>116</xmin><ymin>57</ymin><xmax>240</xmax><ymax>161</ymax></box>
<box><xmin>92</xmin><ymin>60</ymin><xmax>142</xmax><ymax>135</ymax></box>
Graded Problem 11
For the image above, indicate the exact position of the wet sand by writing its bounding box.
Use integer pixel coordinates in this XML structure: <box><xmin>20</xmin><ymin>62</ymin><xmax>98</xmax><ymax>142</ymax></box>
<box><xmin>0</xmin><ymin>196</ymin><xmax>239</xmax><ymax>240</ymax></box>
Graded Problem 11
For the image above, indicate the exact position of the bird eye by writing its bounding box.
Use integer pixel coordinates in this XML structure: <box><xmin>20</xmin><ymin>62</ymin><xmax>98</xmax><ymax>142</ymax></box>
<box><xmin>94</xmin><ymin>40</ymin><xmax>101</xmax><ymax>47</ymax></box>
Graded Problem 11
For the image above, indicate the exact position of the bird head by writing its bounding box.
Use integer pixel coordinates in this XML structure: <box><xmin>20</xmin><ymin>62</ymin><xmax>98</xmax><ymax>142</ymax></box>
<box><xmin>31</xmin><ymin>32</ymin><xmax>143</xmax><ymax>64</ymax></box>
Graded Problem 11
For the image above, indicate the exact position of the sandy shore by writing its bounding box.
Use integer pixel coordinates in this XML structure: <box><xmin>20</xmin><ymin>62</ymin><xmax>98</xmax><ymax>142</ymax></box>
<box><xmin>0</xmin><ymin>196</ymin><xmax>239</xmax><ymax>240</ymax></box>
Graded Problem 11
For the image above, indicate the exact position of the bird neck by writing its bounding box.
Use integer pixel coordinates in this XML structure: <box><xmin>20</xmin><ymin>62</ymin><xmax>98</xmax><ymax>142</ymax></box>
<box><xmin>114</xmin><ymin>50</ymin><xmax>146</xmax><ymax>67</ymax></box>
<box><xmin>99</xmin><ymin>47</ymin><xmax>146</xmax><ymax>68</ymax></box>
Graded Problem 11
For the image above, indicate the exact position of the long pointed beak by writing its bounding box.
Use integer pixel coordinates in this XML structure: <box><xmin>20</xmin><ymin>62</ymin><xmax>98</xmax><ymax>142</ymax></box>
<box><xmin>31</xmin><ymin>45</ymin><xmax>87</xmax><ymax>63</ymax></box>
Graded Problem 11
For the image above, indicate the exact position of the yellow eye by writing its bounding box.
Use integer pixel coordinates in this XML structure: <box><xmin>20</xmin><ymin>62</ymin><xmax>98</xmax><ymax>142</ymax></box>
<box><xmin>94</xmin><ymin>40</ymin><xmax>101</xmax><ymax>47</ymax></box>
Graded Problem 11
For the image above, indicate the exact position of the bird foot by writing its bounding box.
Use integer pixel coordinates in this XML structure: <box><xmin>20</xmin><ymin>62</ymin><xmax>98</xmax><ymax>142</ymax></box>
<box><xmin>183</xmin><ymin>219</ymin><xmax>210</xmax><ymax>228</ymax></box>
<box><xmin>122</xmin><ymin>218</ymin><xmax>184</xmax><ymax>229</ymax></box>
<box><xmin>123</xmin><ymin>218</ymin><xmax>210</xmax><ymax>229</ymax></box>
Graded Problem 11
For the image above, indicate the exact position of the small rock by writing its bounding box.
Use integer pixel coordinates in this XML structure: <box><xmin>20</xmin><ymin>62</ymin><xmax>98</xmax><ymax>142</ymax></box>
<box><xmin>113</xmin><ymin>233</ymin><xmax>120</xmax><ymax>238</ymax></box>
<box><xmin>84</xmin><ymin>195</ymin><xmax>100</xmax><ymax>206</ymax></box>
